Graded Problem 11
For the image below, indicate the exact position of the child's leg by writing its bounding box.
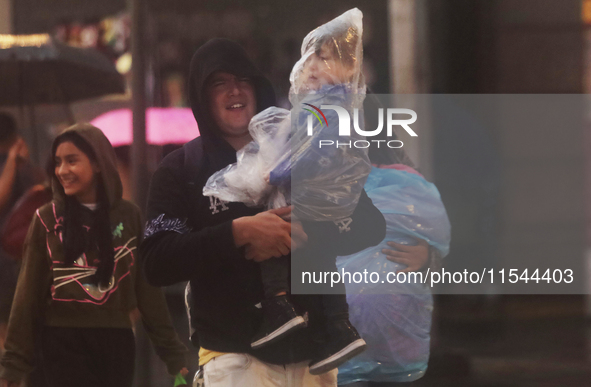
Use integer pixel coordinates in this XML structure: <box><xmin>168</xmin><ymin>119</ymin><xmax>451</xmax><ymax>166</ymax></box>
<box><xmin>308</xmin><ymin>294</ymin><xmax>366</xmax><ymax>375</ymax></box>
<box><xmin>259</xmin><ymin>256</ymin><xmax>290</xmax><ymax>299</ymax></box>
<box><xmin>308</xmin><ymin>266</ymin><xmax>366</xmax><ymax>375</ymax></box>
<box><xmin>252</xmin><ymin>256</ymin><xmax>306</xmax><ymax>349</ymax></box>
<box><xmin>308</xmin><ymin>254</ymin><xmax>349</xmax><ymax>321</ymax></box>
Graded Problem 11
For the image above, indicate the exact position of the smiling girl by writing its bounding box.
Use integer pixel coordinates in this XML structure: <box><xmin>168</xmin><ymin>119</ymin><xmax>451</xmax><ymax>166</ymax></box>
<box><xmin>0</xmin><ymin>124</ymin><xmax>187</xmax><ymax>387</ymax></box>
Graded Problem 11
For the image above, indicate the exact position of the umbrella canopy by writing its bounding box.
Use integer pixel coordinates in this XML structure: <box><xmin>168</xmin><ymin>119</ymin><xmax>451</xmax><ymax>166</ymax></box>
<box><xmin>0</xmin><ymin>34</ymin><xmax>124</xmax><ymax>105</ymax></box>
<box><xmin>91</xmin><ymin>107</ymin><xmax>199</xmax><ymax>146</ymax></box>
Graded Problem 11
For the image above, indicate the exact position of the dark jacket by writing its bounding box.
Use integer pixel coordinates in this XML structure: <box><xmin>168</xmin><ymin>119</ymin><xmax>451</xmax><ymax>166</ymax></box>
<box><xmin>0</xmin><ymin>124</ymin><xmax>187</xmax><ymax>383</ymax></box>
<box><xmin>140</xmin><ymin>38</ymin><xmax>385</xmax><ymax>364</ymax></box>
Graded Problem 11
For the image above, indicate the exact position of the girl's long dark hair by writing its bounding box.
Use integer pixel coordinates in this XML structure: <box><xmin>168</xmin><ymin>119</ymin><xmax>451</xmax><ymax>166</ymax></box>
<box><xmin>51</xmin><ymin>132</ymin><xmax>115</xmax><ymax>288</ymax></box>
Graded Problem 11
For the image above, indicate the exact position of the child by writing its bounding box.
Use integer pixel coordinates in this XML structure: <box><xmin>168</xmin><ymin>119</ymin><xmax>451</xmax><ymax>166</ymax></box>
<box><xmin>204</xmin><ymin>9</ymin><xmax>372</xmax><ymax>375</ymax></box>
<box><xmin>0</xmin><ymin>124</ymin><xmax>188</xmax><ymax>387</ymax></box>
<box><xmin>266</xmin><ymin>8</ymin><xmax>370</xmax><ymax>220</ymax></box>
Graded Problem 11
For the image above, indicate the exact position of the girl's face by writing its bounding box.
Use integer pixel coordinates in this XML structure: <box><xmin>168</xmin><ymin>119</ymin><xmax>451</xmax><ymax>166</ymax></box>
<box><xmin>54</xmin><ymin>141</ymin><xmax>99</xmax><ymax>204</ymax></box>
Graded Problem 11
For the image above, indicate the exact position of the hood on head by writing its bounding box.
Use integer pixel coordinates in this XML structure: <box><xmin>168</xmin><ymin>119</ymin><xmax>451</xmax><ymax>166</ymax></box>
<box><xmin>290</xmin><ymin>8</ymin><xmax>364</xmax><ymax>95</ymax></box>
<box><xmin>188</xmin><ymin>38</ymin><xmax>276</xmax><ymax>147</ymax></box>
<box><xmin>51</xmin><ymin>123</ymin><xmax>122</xmax><ymax>206</ymax></box>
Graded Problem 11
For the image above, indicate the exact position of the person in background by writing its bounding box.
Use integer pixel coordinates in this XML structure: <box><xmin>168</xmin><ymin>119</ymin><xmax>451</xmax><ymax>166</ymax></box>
<box><xmin>0</xmin><ymin>113</ymin><xmax>42</xmax><ymax>353</ymax></box>
<box><xmin>337</xmin><ymin>95</ymin><xmax>450</xmax><ymax>386</ymax></box>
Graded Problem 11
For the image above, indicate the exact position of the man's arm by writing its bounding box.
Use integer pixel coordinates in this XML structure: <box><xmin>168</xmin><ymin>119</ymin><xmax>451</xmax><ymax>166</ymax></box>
<box><xmin>140</xmin><ymin>166</ymin><xmax>295</xmax><ymax>286</ymax></box>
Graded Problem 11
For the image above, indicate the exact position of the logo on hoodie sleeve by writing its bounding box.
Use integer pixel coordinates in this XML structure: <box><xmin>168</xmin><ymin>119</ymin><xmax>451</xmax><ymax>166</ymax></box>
<box><xmin>144</xmin><ymin>214</ymin><xmax>191</xmax><ymax>238</ymax></box>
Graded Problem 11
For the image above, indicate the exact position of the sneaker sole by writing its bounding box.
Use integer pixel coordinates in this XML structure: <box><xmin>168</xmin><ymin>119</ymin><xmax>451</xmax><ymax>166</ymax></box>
<box><xmin>251</xmin><ymin>316</ymin><xmax>307</xmax><ymax>349</ymax></box>
<box><xmin>309</xmin><ymin>338</ymin><xmax>367</xmax><ymax>375</ymax></box>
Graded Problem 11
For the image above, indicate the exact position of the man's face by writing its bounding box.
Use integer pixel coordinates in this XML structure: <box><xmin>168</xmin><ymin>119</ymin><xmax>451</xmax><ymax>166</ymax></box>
<box><xmin>206</xmin><ymin>72</ymin><xmax>257</xmax><ymax>138</ymax></box>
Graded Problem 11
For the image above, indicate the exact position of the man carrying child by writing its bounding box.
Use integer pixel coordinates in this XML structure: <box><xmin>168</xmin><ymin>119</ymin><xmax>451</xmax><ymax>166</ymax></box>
<box><xmin>141</xmin><ymin>10</ymin><xmax>385</xmax><ymax>386</ymax></box>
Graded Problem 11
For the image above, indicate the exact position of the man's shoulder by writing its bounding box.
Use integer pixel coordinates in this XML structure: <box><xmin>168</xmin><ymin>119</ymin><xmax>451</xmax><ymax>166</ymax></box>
<box><xmin>159</xmin><ymin>137</ymin><xmax>205</xmax><ymax>172</ymax></box>
<box><xmin>147</xmin><ymin>137</ymin><xmax>207</xmax><ymax>209</ymax></box>
<box><xmin>159</xmin><ymin>144</ymin><xmax>186</xmax><ymax>169</ymax></box>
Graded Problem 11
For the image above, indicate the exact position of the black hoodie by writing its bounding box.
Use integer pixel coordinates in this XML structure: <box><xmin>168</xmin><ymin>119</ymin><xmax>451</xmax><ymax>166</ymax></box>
<box><xmin>141</xmin><ymin>38</ymin><xmax>385</xmax><ymax>364</ymax></box>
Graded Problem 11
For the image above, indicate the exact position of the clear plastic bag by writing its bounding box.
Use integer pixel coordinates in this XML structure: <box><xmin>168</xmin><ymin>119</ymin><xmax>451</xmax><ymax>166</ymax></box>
<box><xmin>204</xmin><ymin>8</ymin><xmax>371</xmax><ymax>221</ymax></box>
<box><xmin>289</xmin><ymin>8</ymin><xmax>365</xmax><ymax>96</ymax></box>
<box><xmin>203</xmin><ymin>107</ymin><xmax>291</xmax><ymax>207</ymax></box>
<box><xmin>336</xmin><ymin>166</ymin><xmax>451</xmax><ymax>384</ymax></box>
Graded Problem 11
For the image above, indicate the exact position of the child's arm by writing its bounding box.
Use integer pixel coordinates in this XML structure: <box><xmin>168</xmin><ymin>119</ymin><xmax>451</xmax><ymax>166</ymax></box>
<box><xmin>268</xmin><ymin>157</ymin><xmax>291</xmax><ymax>187</ymax></box>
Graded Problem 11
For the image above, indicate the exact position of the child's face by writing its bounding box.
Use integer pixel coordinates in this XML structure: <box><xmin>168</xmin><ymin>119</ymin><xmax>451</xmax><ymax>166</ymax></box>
<box><xmin>302</xmin><ymin>43</ymin><xmax>356</xmax><ymax>90</ymax></box>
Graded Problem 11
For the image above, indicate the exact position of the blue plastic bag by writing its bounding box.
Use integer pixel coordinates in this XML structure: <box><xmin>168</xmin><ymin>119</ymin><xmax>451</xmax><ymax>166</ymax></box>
<box><xmin>336</xmin><ymin>166</ymin><xmax>450</xmax><ymax>384</ymax></box>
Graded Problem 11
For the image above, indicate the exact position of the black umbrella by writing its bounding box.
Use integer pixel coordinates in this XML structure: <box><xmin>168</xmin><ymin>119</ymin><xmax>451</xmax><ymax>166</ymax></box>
<box><xmin>0</xmin><ymin>34</ymin><xmax>125</xmax><ymax>162</ymax></box>
<box><xmin>0</xmin><ymin>34</ymin><xmax>124</xmax><ymax>107</ymax></box>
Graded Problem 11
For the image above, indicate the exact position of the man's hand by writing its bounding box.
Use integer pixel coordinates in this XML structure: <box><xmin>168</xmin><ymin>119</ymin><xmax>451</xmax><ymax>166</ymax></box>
<box><xmin>233</xmin><ymin>207</ymin><xmax>294</xmax><ymax>262</ymax></box>
<box><xmin>290</xmin><ymin>220</ymin><xmax>308</xmax><ymax>251</ymax></box>
<box><xmin>382</xmin><ymin>239</ymin><xmax>430</xmax><ymax>273</ymax></box>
